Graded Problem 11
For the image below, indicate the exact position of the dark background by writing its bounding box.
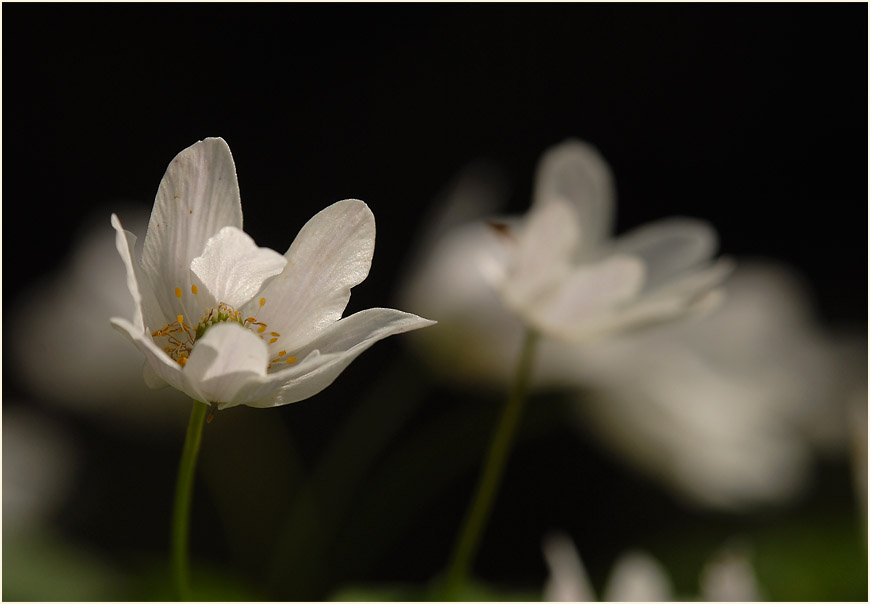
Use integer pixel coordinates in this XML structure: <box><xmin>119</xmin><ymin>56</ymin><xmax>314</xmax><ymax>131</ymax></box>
<box><xmin>4</xmin><ymin>4</ymin><xmax>867</xmax><ymax>601</ymax></box>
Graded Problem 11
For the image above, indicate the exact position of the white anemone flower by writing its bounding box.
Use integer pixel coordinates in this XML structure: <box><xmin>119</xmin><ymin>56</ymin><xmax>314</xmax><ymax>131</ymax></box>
<box><xmin>399</xmin><ymin>150</ymin><xmax>862</xmax><ymax>509</ymax></box>
<box><xmin>111</xmin><ymin>137</ymin><xmax>433</xmax><ymax>409</ymax></box>
<box><xmin>483</xmin><ymin>140</ymin><xmax>731</xmax><ymax>342</ymax></box>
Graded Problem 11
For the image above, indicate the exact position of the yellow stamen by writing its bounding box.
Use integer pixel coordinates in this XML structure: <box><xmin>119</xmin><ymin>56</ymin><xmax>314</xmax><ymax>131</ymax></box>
<box><xmin>285</xmin><ymin>356</ymin><xmax>297</xmax><ymax>364</ymax></box>
<box><xmin>259</xmin><ymin>297</ymin><xmax>266</xmax><ymax>307</ymax></box>
<box><xmin>175</xmin><ymin>287</ymin><xmax>182</xmax><ymax>299</ymax></box>
<box><xmin>177</xmin><ymin>314</ymin><xmax>184</xmax><ymax>325</ymax></box>
<box><xmin>257</xmin><ymin>325</ymin><xmax>266</xmax><ymax>334</ymax></box>
<box><xmin>178</xmin><ymin>354</ymin><xmax>188</xmax><ymax>367</ymax></box>
<box><xmin>191</xmin><ymin>284</ymin><xmax>198</xmax><ymax>295</ymax></box>
<box><xmin>270</xmin><ymin>332</ymin><xmax>280</xmax><ymax>337</ymax></box>
<box><xmin>278</xmin><ymin>350</ymin><xmax>286</xmax><ymax>356</ymax></box>
<box><xmin>269</xmin><ymin>337</ymin><xmax>278</xmax><ymax>344</ymax></box>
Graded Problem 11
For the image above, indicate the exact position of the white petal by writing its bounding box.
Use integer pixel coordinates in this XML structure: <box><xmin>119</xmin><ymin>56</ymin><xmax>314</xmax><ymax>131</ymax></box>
<box><xmin>533</xmin><ymin>139</ymin><xmax>615</xmax><ymax>252</ymax></box>
<box><xmin>184</xmin><ymin>323</ymin><xmax>269</xmax><ymax>405</ymax></box>
<box><xmin>190</xmin><ymin>226</ymin><xmax>286</xmax><ymax>309</ymax></box>
<box><xmin>504</xmin><ymin>199</ymin><xmax>579</xmax><ymax>307</ymax></box>
<box><xmin>251</xmin><ymin>199</ymin><xmax>376</xmax><ymax>352</ymax></box>
<box><xmin>613</xmin><ymin>218</ymin><xmax>718</xmax><ymax>291</ymax></box>
<box><xmin>602</xmin><ymin>550</ymin><xmax>672</xmax><ymax>602</ymax></box>
<box><xmin>527</xmin><ymin>255</ymin><xmax>646</xmax><ymax>341</ymax></box>
<box><xmin>699</xmin><ymin>546</ymin><xmax>760</xmax><ymax>601</ymax></box>
<box><xmin>542</xmin><ymin>533</ymin><xmax>596</xmax><ymax>602</ymax></box>
<box><xmin>573</xmin><ymin>258</ymin><xmax>734</xmax><ymax>339</ymax></box>
<box><xmin>234</xmin><ymin>308</ymin><xmax>434</xmax><ymax>408</ymax></box>
<box><xmin>111</xmin><ymin>214</ymin><xmax>146</xmax><ymax>332</ymax></box>
<box><xmin>140</xmin><ymin>138</ymin><xmax>243</xmax><ymax>325</ymax></box>
<box><xmin>110</xmin><ymin>317</ymin><xmax>207</xmax><ymax>402</ymax></box>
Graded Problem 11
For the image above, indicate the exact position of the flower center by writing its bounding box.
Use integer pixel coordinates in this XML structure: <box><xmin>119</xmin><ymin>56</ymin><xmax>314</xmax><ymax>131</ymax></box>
<box><xmin>151</xmin><ymin>290</ymin><xmax>297</xmax><ymax>369</ymax></box>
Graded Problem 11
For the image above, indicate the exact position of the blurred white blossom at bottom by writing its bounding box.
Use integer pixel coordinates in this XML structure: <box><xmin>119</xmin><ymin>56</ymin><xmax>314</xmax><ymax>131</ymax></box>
<box><xmin>542</xmin><ymin>532</ymin><xmax>760</xmax><ymax>602</ymax></box>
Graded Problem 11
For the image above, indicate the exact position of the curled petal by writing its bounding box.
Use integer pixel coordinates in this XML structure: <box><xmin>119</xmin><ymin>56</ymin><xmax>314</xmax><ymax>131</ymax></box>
<box><xmin>184</xmin><ymin>323</ymin><xmax>269</xmax><ymax>405</ymax></box>
<box><xmin>190</xmin><ymin>226</ymin><xmax>286</xmax><ymax>309</ymax></box>
<box><xmin>233</xmin><ymin>308</ymin><xmax>435</xmax><ymax>408</ymax></box>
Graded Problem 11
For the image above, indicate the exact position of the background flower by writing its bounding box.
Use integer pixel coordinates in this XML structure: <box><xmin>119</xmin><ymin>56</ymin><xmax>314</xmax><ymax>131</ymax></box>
<box><xmin>488</xmin><ymin>140</ymin><xmax>731</xmax><ymax>342</ymax></box>
<box><xmin>400</xmin><ymin>155</ymin><xmax>863</xmax><ymax>510</ymax></box>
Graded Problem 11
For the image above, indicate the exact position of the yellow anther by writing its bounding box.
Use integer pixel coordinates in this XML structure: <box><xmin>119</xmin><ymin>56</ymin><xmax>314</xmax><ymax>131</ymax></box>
<box><xmin>278</xmin><ymin>350</ymin><xmax>286</xmax><ymax>356</ymax></box>
<box><xmin>285</xmin><ymin>356</ymin><xmax>298</xmax><ymax>364</ymax></box>
<box><xmin>259</xmin><ymin>297</ymin><xmax>266</xmax><ymax>307</ymax></box>
<box><xmin>191</xmin><ymin>284</ymin><xmax>198</xmax><ymax>295</ymax></box>
<box><xmin>175</xmin><ymin>287</ymin><xmax>182</xmax><ymax>299</ymax></box>
<box><xmin>176</xmin><ymin>314</ymin><xmax>184</xmax><ymax>325</ymax></box>
<box><xmin>178</xmin><ymin>354</ymin><xmax>188</xmax><ymax>367</ymax></box>
<box><xmin>269</xmin><ymin>337</ymin><xmax>278</xmax><ymax>344</ymax></box>
<box><xmin>270</xmin><ymin>332</ymin><xmax>280</xmax><ymax>337</ymax></box>
<box><xmin>257</xmin><ymin>325</ymin><xmax>266</xmax><ymax>334</ymax></box>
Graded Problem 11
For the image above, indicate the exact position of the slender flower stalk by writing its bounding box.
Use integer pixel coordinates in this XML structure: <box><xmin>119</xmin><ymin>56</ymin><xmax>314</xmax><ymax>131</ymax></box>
<box><xmin>171</xmin><ymin>400</ymin><xmax>208</xmax><ymax>600</ymax></box>
<box><xmin>443</xmin><ymin>329</ymin><xmax>539</xmax><ymax>598</ymax></box>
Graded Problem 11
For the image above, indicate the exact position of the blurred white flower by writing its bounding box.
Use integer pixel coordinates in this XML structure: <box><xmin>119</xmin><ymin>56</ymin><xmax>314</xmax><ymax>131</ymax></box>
<box><xmin>467</xmin><ymin>140</ymin><xmax>730</xmax><ymax>342</ymax></box>
<box><xmin>542</xmin><ymin>533</ymin><xmax>760</xmax><ymax>602</ymax></box>
<box><xmin>112</xmin><ymin>137</ymin><xmax>433</xmax><ymax>409</ymax></box>
<box><xmin>3</xmin><ymin>407</ymin><xmax>78</xmax><ymax>533</ymax></box>
<box><xmin>13</xmin><ymin>205</ymin><xmax>190</xmax><ymax>427</ymax></box>
<box><xmin>571</xmin><ymin>262</ymin><xmax>863</xmax><ymax>508</ymax></box>
<box><xmin>399</xmin><ymin>147</ymin><xmax>863</xmax><ymax>509</ymax></box>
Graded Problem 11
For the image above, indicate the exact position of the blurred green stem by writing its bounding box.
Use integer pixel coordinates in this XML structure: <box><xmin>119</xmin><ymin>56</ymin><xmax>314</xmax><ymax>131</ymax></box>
<box><xmin>442</xmin><ymin>329</ymin><xmax>539</xmax><ymax>599</ymax></box>
<box><xmin>171</xmin><ymin>400</ymin><xmax>208</xmax><ymax>600</ymax></box>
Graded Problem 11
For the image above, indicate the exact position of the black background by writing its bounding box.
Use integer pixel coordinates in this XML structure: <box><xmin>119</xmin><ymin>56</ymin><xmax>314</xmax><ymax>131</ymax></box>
<box><xmin>3</xmin><ymin>3</ymin><xmax>867</xmax><ymax>601</ymax></box>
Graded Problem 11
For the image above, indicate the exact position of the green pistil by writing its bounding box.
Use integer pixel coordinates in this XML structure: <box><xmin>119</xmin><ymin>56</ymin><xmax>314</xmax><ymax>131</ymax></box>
<box><xmin>194</xmin><ymin>307</ymin><xmax>244</xmax><ymax>341</ymax></box>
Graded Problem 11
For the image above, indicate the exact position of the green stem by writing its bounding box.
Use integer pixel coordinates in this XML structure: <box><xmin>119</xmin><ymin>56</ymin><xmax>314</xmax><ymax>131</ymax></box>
<box><xmin>442</xmin><ymin>329</ymin><xmax>539</xmax><ymax>599</ymax></box>
<box><xmin>171</xmin><ymin>400</ymin><xmax>209</xmax><ymax>600</ymax></box>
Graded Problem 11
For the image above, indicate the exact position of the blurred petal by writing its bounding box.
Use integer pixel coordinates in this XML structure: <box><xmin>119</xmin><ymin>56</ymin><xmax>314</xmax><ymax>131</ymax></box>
<box><xmin>533</xmin><ymin>139</ymin><xmax>615</xmax><ymax>252</ymax></box>
<box><xmin>505</xmin><ymin>199</ymin><xmax>579</xmax><ymax>306</ymax></box>
<box><xmin>542</xmin><ymin>533</ymin><xmax>596</xmax><ymax>602</ymax></box>
<box><xmin>190</xmin><ymin>226</ymin><xmax>286</xmax><ymax>309</ymax></box>
<box><xmin>530</xmin><ymin>255</ymin><xmax>646</xmax><ymax>341</ymax></box>
<box><xmin>602</xmin><ymin>550</ymin><xmax>672</xmax><ymax>602</ymax></box>
<box><xmin>699</xmin><ymin>545</ymin><xmax>761</xmax><ymax>601</ymax></box>
<box><xmin>613</xmin><ymin>218</ymin><xmax>718</xmax><ymax>291</ymax></box>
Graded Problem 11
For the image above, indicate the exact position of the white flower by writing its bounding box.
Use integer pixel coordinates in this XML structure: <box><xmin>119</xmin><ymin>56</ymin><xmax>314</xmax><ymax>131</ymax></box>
<box><xmin>399</xmin><ymin>150</ymin><xmax>862</xmax><ymax>509</ymax></box>
<box><xmin>483</xmin><ymin>140</ymin><xmax>731</xmax><ymax>342</ymax></box>
<box><xmin>111</xmin><ymin>137</ymin><xmax>434</xmax><ymax>409</ymax></box>
<box><xmin>542</xmin><ymin>533</ymin><xmax>760</xmax><ymax>602</ymax></box>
